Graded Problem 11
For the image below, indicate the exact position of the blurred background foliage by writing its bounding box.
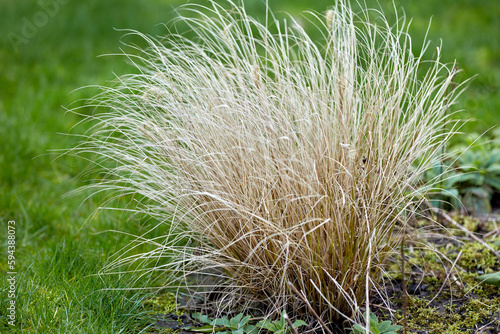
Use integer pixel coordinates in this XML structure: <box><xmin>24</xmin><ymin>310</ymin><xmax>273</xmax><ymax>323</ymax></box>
<box><xmin>0</xmin><ymin>0</ymin><xmax>499</xmax><ymax>332</ymax></box>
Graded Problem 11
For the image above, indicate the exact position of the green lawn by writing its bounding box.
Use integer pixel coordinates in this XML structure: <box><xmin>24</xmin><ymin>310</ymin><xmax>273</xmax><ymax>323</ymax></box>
<box><xmin>0</xmin><ymin>0</ymin><xmax>499</xmax><ymax>332</ymax></box>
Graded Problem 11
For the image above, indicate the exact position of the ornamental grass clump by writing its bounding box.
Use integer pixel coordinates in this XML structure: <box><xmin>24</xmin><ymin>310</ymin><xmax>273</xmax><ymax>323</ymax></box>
<box><xmin>70</xmin><ymin>0</ymin><xmax>466</xmax><ymax>327</ymax></box>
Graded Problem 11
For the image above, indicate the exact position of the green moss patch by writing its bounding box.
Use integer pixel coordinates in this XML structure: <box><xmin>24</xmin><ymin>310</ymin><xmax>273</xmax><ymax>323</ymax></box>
<box><xmin>381</xmin><ymin>217</ymin><xmax>500</xmax><ymax>333</ymax></box>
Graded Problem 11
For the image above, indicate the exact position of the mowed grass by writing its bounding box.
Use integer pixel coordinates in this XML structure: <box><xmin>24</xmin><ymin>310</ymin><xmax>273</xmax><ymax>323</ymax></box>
<box><xmin>0</xmin><ymin>0</ymin><xmax>183</xmax><ymax>332</ymax></box>
<box><xmin>0</xmin><ymin>0</ymin><xmax>499</xmax><ymax>332</ymax></box>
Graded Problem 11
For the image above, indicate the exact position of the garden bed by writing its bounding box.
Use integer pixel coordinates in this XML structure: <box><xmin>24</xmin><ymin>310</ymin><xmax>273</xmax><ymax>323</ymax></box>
<box><xmin>140</xmin><ymin>215</ymin><xmax>500</xmax><ymax>334</ymax></box>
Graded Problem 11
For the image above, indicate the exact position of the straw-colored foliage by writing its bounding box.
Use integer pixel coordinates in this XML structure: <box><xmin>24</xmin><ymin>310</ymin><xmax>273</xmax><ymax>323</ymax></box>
<box><xmin>71</xmin><ymin>0</ymin><xmax>465</xmax><ymax>326</ymax></box>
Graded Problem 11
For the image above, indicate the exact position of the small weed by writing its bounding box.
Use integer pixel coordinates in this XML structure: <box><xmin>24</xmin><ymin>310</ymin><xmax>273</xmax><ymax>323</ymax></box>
<box><xmin>256</xmin><ymin>311</ymin><xmax>307</xmax><ymax>334</ymax></box>
<box><xmin>348</xmin><ymin>311</ymin><xmax>401</xmax><ymax>334</ymax></box>
<box><xmin>189</xmin><ymin>312</ymin><xmax>257</xmax><ymax>334</ymax></box>
<box><xmin>421</xmin><ymin>132</ymin><xmax>500</xmax><ymax>215</ymax></box>
<box><xmin>188</xmin><ymin>311</ymin><xmax>307</xmax><ymax>334</ymax></box>
<box><xmin>477</xmin><ymin>271</ymin><xmax>500</xmax><ymax>288</ymax></box>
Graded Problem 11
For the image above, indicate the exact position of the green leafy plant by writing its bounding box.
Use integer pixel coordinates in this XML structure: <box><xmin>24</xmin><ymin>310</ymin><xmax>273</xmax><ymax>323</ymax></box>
<box><xmin>419</xmin><ymin>132</ymin><xmax>500</xmax><ymax>215</ymax></box>
<box><xmin>188</xmin><ymin>311</ymin><xmax>306</xmax><ymax>334</ymax></box>
<box><xmin>348</xmin><ymin>312</ymin><xmax>401</xmax><ymax>334</ymax></box>
<box><xmin>477</xmin><ymin>272</ymin><xmax>500</xmax><ymax>288</ymax></box>
<box><xmin>418</xmin><ymin>156</ymin><xmax>461</xmax><ymax>210</ymax></box>
<box><xmin>188</xmin><ymin>312</ymin><xmax>257</xmax><ymax>334</ymax></box>
<box><xmin>256</xmin><ymin>311</ymin><xmax>307</xmax><ymax>334</ymax></box>
<box><xmin>449</xmin><ymin>146</ymin><xmax>500</xmax><ymax>215</ymax></box>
